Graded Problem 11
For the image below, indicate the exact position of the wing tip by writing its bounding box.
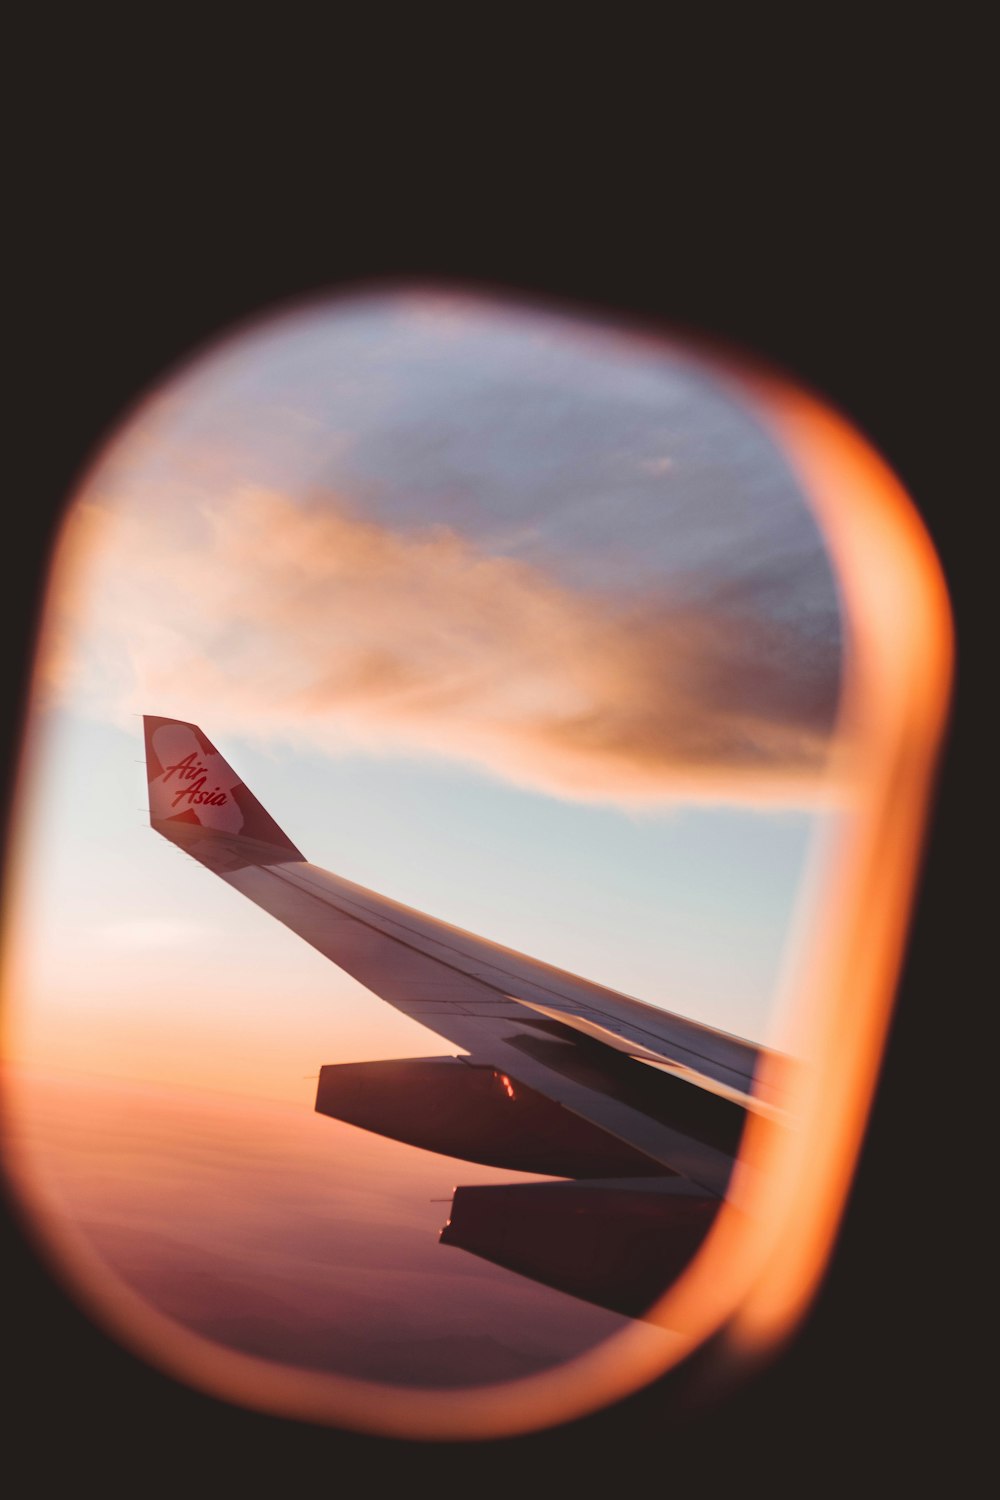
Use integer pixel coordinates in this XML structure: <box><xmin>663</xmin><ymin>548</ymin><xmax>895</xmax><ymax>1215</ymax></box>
<box><xmin>143</xmin><ymin>714</ymin><xmax>305</xmax><ymax>861</ymax></box>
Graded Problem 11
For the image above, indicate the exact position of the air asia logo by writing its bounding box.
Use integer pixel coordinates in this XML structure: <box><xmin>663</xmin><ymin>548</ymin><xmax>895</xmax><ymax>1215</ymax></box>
<box><xmin>149</xmin><ymin>724</ymin><xmax>246</xmax><ymax>835</ymax></box>
<box><xmin>162</xmin><ymin>752</ymin><xmax>230</xmax><ymax>809</ymax></box>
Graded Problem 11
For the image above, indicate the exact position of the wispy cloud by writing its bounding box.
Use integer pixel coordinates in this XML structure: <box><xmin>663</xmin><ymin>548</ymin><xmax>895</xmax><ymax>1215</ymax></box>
<box><xmin>44</xmin><ymin>487</ymin><xmax>843</xmax><ymax>807</ymax></box>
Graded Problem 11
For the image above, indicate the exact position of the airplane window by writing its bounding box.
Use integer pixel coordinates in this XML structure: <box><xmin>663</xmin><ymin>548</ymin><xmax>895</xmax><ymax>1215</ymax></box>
<box><xmin>0</xmin><ymin>285</ymin><xmax>951</xmax><ymax>1438</ymax></box>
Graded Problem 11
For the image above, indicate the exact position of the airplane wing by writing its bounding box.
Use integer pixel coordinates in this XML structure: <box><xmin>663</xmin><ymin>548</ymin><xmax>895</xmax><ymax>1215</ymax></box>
<box><xmin>144</xmin><ymin>715</ymin><xmax>787</xmax><ymax>1316</ymax></box>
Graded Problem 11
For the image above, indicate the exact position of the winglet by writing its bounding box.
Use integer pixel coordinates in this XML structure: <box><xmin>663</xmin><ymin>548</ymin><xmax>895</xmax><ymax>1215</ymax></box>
<box><xmin>143</xmin><ymin>716</ymin><xmax>304</xmax><ymax>860</ymax></box>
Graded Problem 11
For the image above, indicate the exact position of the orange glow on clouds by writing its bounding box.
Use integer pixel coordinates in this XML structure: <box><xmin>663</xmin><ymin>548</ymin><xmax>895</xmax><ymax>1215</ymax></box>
<box><xmin>3</xmin><ymin>1068</ymin><xmax>632</xmax><ymax>1391</ymax></box>
<box><xmin>41</xmin><ymin>484</ymin><xmax>840</xmax><ymax>810</ymax></box>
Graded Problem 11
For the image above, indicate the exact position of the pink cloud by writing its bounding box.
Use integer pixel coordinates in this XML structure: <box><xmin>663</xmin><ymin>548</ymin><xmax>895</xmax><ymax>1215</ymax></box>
<box><xmin>43</xmin><ymin>488</ymin><xmax>844</xmax><ymax>807</ymax></box>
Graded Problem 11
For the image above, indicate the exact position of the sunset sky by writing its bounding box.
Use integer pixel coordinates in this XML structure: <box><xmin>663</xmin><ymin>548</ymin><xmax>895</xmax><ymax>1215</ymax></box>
<box><xmin>2</xmin><ymin>288</ymin><xmax>845</xmax><ymax>1388</ymax></box>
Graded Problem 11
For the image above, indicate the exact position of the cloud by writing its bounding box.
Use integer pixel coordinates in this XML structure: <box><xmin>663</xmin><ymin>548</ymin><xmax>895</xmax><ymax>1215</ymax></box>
<box><xmin>45</xmin><ymin>487</ymin><xmax>843</xmax><ymax>807</ymax></box>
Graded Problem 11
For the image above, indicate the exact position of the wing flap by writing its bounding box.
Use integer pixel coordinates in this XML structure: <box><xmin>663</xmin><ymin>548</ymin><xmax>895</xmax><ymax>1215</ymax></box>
<box><xmin>441</xmin><ymin>1176</ymin><xmax>720</xmax><ymax>1321</ymax></box>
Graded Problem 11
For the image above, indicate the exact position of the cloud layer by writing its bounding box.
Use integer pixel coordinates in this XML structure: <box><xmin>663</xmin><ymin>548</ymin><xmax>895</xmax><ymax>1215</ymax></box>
<box><xmin>45</xmin><ymin>486</ymin><xmax>842</xmax><ymax>806</ymax></box>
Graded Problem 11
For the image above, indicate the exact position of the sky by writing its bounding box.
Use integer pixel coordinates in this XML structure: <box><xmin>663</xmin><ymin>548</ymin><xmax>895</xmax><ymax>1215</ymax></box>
<box><xmin>2</xmin><ymin>286</ymin><xmax>845</xmax><ymax>1390</ymax></box>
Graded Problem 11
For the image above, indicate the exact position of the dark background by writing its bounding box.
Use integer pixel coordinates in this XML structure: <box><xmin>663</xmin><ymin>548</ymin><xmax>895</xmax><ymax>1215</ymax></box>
<box><xmin>5</xmin><ymin>24</ymin><xmax>980</xmax><ymax>1495</ymax></box>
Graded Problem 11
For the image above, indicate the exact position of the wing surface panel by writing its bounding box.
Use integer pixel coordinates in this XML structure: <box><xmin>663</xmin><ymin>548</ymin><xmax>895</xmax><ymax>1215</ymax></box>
<box><xmin>237</xmin><ymin>858</ymin><xmax>765</xmax><ymax>1095</ymax></box>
